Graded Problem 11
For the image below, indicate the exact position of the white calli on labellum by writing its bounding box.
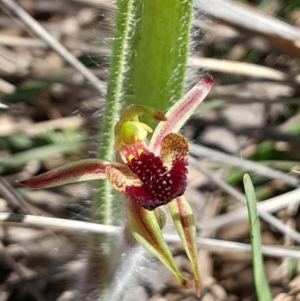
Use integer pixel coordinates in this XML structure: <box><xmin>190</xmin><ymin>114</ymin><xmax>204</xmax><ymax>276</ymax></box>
<box><xmin>18</xmin><ymin>75</ymin><xmax>213</xmax><ymax>296</ymax></box>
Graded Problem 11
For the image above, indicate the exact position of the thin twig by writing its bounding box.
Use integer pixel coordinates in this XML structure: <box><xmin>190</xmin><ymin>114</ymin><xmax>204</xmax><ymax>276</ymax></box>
<box><xmin>190</xmin><ymin>143</ymin><xmax>300</xmax><ymax>187</ymax></box>
<box><xmin>0</xmin><ymin>178</ymin><xmax>32</xmax><ymax>214</ymax></box>
<box><xmin>0</xmin><ymin>34</ymin><xmax>110</xmax><ymax>55</ymax></box>
<box><xmin>0</xmin><ymin>0</ymin><xmax>106</xmax><ymax>95</ymax></box>
<box><xmin>0</xmin><ymin>211</ymin><xmax>121</xmax><ymax>235</ymax></box>
<box><xmin>190</xmin><ymin>117</ymin><xmax>300</xmax><ymax>144</ymax></box>
<box><xmin>189</xmin><ymin>57</ymin><xmax>297</xmax><ymax>82</ymax></box>
<box><xmin>189</xmin><ymin>157</ymin><xmax>300</xmax><ymax>243</ymax></box>
<box><xmin>71</xmin><ymin>0</ymin><xmax>115</xmax><ymax>9</ymax></box>
<box><xmin>195</xmin><ymin>0</ymin><xmax>300</xmax><ymax>43</ymax></box>
<box><xmin>166</xmin><ymin>235</ymin><xmax>300</xmax><ymax>260</ymax></box>
<box><xmin>199</xmin><ymin>188</ymin><xmax>300</xmax><ymax>230</ymax></box>
<box><xmin>1</xmin><ymin>211</ymin><xmax>300</xmax><ymax>259</ymax></box>
<box><xmin>207</xmin><ymin>97</ymin><xmax>300</xmax><ymax>105</ymax></box>
<box><xmin>2</xmin><ymin>265</ymin><xmax>64</xmax><ymax>290</ymax></box>
<box><xmin>0</xmin><ymin>116</ymin><xmax>84</xmax><ymax>137</ymax></box>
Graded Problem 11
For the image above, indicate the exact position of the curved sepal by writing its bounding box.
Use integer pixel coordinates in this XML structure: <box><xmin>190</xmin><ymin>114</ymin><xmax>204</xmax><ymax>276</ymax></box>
<box><xmin>128</xmin><ymin>199</ymin><xmax>188</xmax><ymax>288</ymax></box>
<box><xmin>114</xmin><ymin>105</ymin><xmax>166</xmax><ymax>151</ymax></box>
<box><xmin>168</xmin><ymin>196</ymin><xmax>201</xmax><ymax>297</ymax></box>
<box><xmin>18</xmin><ymin>159</ymin><xmax>123</xmax><ymax>189</ymax></box>
<box><xmin>150</xmin><ymin>75</ymin><xmax>213</xmax><ymax>154</ymax></box>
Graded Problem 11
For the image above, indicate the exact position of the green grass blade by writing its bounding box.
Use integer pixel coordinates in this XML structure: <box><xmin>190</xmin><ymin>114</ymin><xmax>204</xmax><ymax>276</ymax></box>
<box><xmin>243</xmin><ymin>173</ymin><xmax>272</xmax><ymax>301</ymax></box>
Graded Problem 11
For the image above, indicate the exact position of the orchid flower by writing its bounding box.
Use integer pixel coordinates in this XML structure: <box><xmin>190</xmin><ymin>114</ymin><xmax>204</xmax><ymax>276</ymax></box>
<box><xmin>18</xmin><ymin>75</ymin><xmax>213</xmax><ymax>296</ymax></box>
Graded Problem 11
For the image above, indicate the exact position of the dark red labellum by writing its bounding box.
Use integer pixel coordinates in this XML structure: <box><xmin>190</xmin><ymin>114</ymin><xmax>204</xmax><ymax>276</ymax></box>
<box><xmin>126</xmin><ymin>152</ymin><xmax>188</xmax><ymax>210</ymax></box>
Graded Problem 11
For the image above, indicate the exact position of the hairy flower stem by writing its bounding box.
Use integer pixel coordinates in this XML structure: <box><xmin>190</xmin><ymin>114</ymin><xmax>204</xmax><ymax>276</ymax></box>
<box><xmin>95</xmin><ymin>0</ymin><xmax>136</xmax><ymax>228</ymax></box>
<box><xmin>84</xmin><ymin>2</ymin><xmax>138</xmax><ymax>297</ymax></box>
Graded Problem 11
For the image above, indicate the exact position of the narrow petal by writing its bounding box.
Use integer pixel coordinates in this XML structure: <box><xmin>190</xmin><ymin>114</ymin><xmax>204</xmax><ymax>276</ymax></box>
<box><xmin>18</xmin><ymin>159</ymin><xmax>123</xmax><ymax>189</ymax></box>
<box><xmin>168</xmin><ymin>196</ymin><xmax>201</xmax><ymax>297</ymax></box>
<box><xmin>150</xmin><ymin>75</ymin><xmax>213</xmax><ymax>154</ymax></box>
<box><xmin>128</xmin><ymin>199</ymin><xmax>187</xmax><ymax>287</ymax></box>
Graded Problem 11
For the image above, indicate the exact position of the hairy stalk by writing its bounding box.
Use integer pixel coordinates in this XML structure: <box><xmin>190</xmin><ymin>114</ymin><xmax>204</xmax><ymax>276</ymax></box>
<box><xmin>85</xmin><ymin>2</ymin><xmax>137</xmax><ymax>299</ymax></box>
<box><xmin>96</xmin><ymin>0</ymin><xmax>136</xmax><ymax>227</ymax></box>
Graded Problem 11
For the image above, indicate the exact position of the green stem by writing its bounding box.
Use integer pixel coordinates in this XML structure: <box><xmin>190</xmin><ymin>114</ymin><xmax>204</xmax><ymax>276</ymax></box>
<box><xmin>123</xmin><ymin>0</ymin><xmax>194</xmax><ymax>117</ymax></box>
<box><xmin>95</xmin><ymin>0</ymin><xmax>137</xmax><ymax>226</ymax></box>
<box><xmin>87</xmin><ymin>2</ymin><xmax>138</xmax><ymax>298</ymax></box>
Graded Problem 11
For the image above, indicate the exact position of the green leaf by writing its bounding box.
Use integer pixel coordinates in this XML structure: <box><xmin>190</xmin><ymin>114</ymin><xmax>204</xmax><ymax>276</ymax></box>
<box><xmin>243</xmin><ymin>174</ymin><xmax>272</xmax><ymax>301</ymax></box>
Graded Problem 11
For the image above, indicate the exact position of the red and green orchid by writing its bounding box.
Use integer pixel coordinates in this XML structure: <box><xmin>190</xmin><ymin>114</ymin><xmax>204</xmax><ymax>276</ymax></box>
<box><xmin>18</xmin><ymin>75</ymin><xmax>213</xmax><ymax>297</ymax></box>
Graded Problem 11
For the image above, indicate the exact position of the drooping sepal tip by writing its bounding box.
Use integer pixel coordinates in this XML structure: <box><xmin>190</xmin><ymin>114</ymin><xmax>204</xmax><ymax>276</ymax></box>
<box><xmin>120</xmin><ymin>105</ymin><xmax>167</xmax><ymax>122</ymax></box>
<box><xmin>202</xmin><ymin>73</ymin><xmax>213</xmax><ymax>86</ymax></box>
<box><xmin>153</xmin><ymin>110</ymin><xmax>167</xmax><ymax>122</ymax></box>
<box><xmin>114</xmin><ymin>105</ymin><xmax>167</xmax><ymax>151</ymax></box>
<box><xmin>182</xmin><ymin>279</ymin><xmax>189</xmax><ymax>288</ymax></box>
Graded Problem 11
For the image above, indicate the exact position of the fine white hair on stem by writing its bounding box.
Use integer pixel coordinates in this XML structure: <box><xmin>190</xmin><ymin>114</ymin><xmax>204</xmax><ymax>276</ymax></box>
<box><xmin>1</xmin><ymin>212</ymin><xmax>300</xmax><ymax>259</ymax></box>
